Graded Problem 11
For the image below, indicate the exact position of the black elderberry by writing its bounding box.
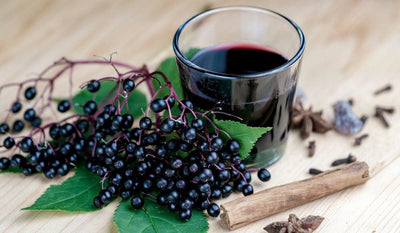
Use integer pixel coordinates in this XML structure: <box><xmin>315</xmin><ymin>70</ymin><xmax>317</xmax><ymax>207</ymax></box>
<box><xmin>83</xmin><ymin>100</ymin><xmax>97</xmax><ymax>115</ymax></box>
<box><xmin>156</xmin><ymin>178</ymin><xmax>168</xmax><ymax>191</ymax></box>
<box><xmin>12</xmin><ymin>120</ymin><xmax>24</xmax><ymax>132</ymax></box>
<box><xmin>93</xmin><ymin>196</ymin><xmax>104</xmax><ymax>208</ymax></box>
<box><xmin>122</xmin><ymin>114</ymin><xmax>134</xmax><ymax>129</ymax></box>
<box><xmin>157</xmin><ymin>194</ymin><xmax>168</xmax><ymax>206</ymax></box>
<box><xmin>49</xmin><ymin>125</ymin><xmax>60</xmax><ymax>139</ymax></box>
<box><xmin>166</xmin><ymin>139</ymin><xmax>179</xmax><ymax>152</ymax></box>
<box><xmin>24</xmin><ymin>86</ymin><xmax>37</xmax><ymax>100</ymax></box>
<box><xmin>20</xmin><ymin>137</ymin><xmax>34</xmax><ymax>153</ymax></box>
<box><xmin>210</xmin><ymin>137</ymin><xmax>223</xmax><ymax>151</ymax></box>
<box><xmin>242</xmin><ymin>184</ymin><xmax>254</xmax><ymax>196</ymax></box>
<box><xmin>23</xmin><ymin>165</ymin><xmax>35</xmax><ymax>176</ymax></box>
<box><xmin>142</xmin><ymin>179</ymin><xmax>153</xmax><ymax>192</ymax></box>
<box><xmin>3</xmin><ymin>137</ymin><xmax>15</xmax><ymax>149</ymax></box>
<box><xmin>179</xmin><ymin>99</ymin><xmax>194</xmax><ymax>110</ymax></box>
<box><xmin>155</xmin><ymin>144</ymin><xmax>167</xmax><ymax>158</ymax></box>
<box><xmin>181</xmin><ymin>127</ymin><xmax>197</xmax><ymax>142</ymax></box>
<box><xmin>123</xmin><ymin>79</ymin><xmax>135</xmax><ymax>92</ymax></box>
<box><xmin>164</xmin><ymin>96</ymin><xmax>175</xmax><ymax>108</ymax></box>
<box><xmin>257</xmin><ymin>168</ymin><xmax>271</xmax><ymax>182</ymax></box>
<box><xmin>31</xmin><ymin>117</ymin><xmax>42</xmax><ymax>127</ymax></box>
<box><xmin>108</xmin><ymin>172</ymin><xmax>123</xmax><ymax>186</ymax></box>
<box><xmin>113</xmin><ymin>159</ymin><xmax>125</xmax><ymax>170</ymax></box>
<box><xmin>131</xmin><ymin>196</ymin><xmax>144</xmax><ymax>209</ymax></box>
<box><xmin>76</xmin><ymin>119</ymin><xmax>89</xmax><ymax>133</ymax></box>
<box><xmin>179</xmin><ymin>209</ymin><xmax>192</xmax><ymax>222</ymax></box>
<box><xmin>23</xmin><ymin>108</ymin><xmax>36</xmax><ymax>122</ymax></box>
<box><xmin>57</xmin><ymin>164</ymin><xmax>70</xmax><ymax>176</ymax></box>
<box><xmin>120</xmin><ymin>190</ymin><xmax>132</xmax><ymax>200</ymax></box>
<box><xmin>198</xmin><ymin>168</ymin><xmax>213</xmax><ymax>183</ymax></box>
<box><xmin>227</xmin><ymin>139</ymin><xmax>241</xmax><ymax>154</ymax></box>
<box><xmin>44</xmin><ymin>167</ymin><xmax>56</xmax><ymax>179</ymax></box>
<box><xmin>57</xmin><ymin>100</ymin><xmax>71</xmax><ymax>113</ymax></box>
<box><xmin>87</xmin><ymin>80</ymin><xmax>101</xmax><ymax>93</ymax></box>
<box><xmin>11</xmin><ymin>101</ymin><xmax>22</xmax><ymax>113</ymax></box>
<box><xmin>211</xmin><ymin>189</ymin><xmax>222</xmax><ymax>199</ymax></box>
<box><xmin>243</xmin><ymin>171</ymin><xmax>252</xmax><ymax>183</ymax></box>
<box><xmin>198</xmin><ymin>140</ymin><xmax>209</xmax><ymax>152</ymax></box>
<box><xmin>170</xmin><ymin>157</ymin><xmax>183</xmax><ymax>169</ymax></box>
<box><xmin>222</xmin><ymin>184</ymin><xmax>233</xmax><ymax>197</ymax></box>
<box><xmin>0</xmin><ymin>157</ymin><xmax>10</xmax><ymax>170</ymax></box>
<box><xmin>198</xmin><ymin>199</ymin><xmax>210</xmax><ymax>210</ymax></box>
<box><xmin>218</xmin><ymin>170</ymin><xmax>231</xmax><ymax>183</ymax></box>
<box><xmin>0</xmin><ymin>123</ymin><xmax>9</xmax><ymax>134</ymax></box>
<box><xmin>139</xmin><ymin>117</ymin><xmax>152</xmax><ymax>130</ymax></box>
<box><xmin>179</xmin><ymin>142</ymin><xmax>192</xmax><ymax>152</ymax></box>
<box><xmin>150</xmin><ymin>98</ymin><xmax>167</xmax><ymax>113</ymax></box>
<box><xmin>234</xmin><ymin>179</ymin><xmax>247</xmax><ymax>192</ymax></box>
<box><xmin>191</xmin><ymin>118</ymin><xmax>204</xmax><ymax>131</ymax></box>
<box><xmin>107</xmin><ymin>184</ymin><xmax>118</xmax><ymax>196</ymax></box>
<box><xmin>160</xmin><ymin>118</ymin><xmax>175</xmax><ymax>133</ymax></box>
<box><xmin>207</xmin><ymin>203</ymin><xmax>220</xmax><ymax>217</ymax></box>
<box><xmin>231</xmin><ymin>155</ymin><xmax>242</xmax><ymax>165</ymax></box>
<box><xmin>175</xmin><ymin>180</ymin><xmax>186</xmax><ymax>190</ymax></box>
<box><xmin>60</xmin><ymin>123</ymin><xmax>74</xmax><ymax>137</ymax></box>
<box><xmin>206</xmin><ymin>151</ymin><xmax>219</xmax><ymax>165</ymax></box>
<box><xmin>168</xmin><ymin>203</ymin><xmax>178</xmax><ymax>212</ymax></box>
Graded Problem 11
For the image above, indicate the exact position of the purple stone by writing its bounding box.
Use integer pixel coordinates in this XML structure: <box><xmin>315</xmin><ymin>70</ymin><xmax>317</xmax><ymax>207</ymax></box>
<box><xmin>333</xmin><ymin>100</ymin><xmax>364</xmax><ymax>134</ymax></box>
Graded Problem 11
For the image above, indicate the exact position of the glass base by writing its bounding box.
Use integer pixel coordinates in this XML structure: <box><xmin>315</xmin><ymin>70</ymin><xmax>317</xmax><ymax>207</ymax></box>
<box><xmin>244</xmin><ymin>142</ymin><xmax>286</xmax><ymax>168</ymax></box>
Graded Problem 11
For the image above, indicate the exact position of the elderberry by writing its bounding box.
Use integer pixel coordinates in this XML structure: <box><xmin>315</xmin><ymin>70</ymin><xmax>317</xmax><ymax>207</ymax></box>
<box><xmin>87</xmin><ymin>80</ymin><xmax>101</xmax><ymax>92</ymax></box>
<box><xmin>11</xmin><ymin>102</ymin><xmax>22</xmax><ymax>113</ymax></box>
<box><xmin>24</xmin><ymin>86</ymin><xmax>37</xmax><ymax>100</ymax></box>
<box><xmin>123</xmin><ymin>79</ymin><xmax>135</xmax><ymax>92</ymax></box>
<box><xmin>57</xmin><ymin>100</ymin><xmax>71</xmax><ymax>113</ymax></box>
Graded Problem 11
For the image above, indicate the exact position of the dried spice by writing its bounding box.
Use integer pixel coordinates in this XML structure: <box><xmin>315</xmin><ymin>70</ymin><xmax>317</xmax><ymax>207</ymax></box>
<box><xmin>307</xmin><ymin>141</ymin><xmax>316</xmax><ymax>157</ymax></box>
<box><xmin>292</xmin><ymin>102</ymin><xmax>332</xmax><ymax>139</ymax></box>
<box><xmin>309</xmin><ymin>168</ymin><xmax>323</xmax><ymax>175</ymax></box>
<box><xmin>374</xmin><ymin>106</ymin><xmax>394</xmax><ymax>128</ymax></box>
<box><xmin>348</xmin><ymin>98</ymin><xmax>354</xmax><ymax>106</ymax></box>
<box><xmin>264</xmin><ymin>214</ymin><xmax>324</xmax><ymax>233</ymax></box>
<box><xmin>374</xmin><ymin>84</ymin><xmax>392</xmax><ymax>95</ymax></box>
<box><xmin>331</xmin><ymin>154</ymin><xmax>357</xmax><ymax>166</ymax></box>
<box><xmin>333</xmin><ymin>100</ymin><xmax>364</xmax><ymax>134</ymax></box>
<box><xmin>354</xmin><ymin>134</ymin><xmax>369</xmax><ymax>146</ymax></box>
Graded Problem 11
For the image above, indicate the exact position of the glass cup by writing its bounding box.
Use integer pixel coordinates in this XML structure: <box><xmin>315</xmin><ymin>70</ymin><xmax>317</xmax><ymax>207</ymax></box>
<box><xmin>172</xmin><ymin>6</ymin><xmax>305</xmax><ymax>168</ymax></box>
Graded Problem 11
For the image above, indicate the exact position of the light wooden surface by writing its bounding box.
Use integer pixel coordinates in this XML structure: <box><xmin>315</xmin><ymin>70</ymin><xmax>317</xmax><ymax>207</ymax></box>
<box><xmin>0</xmin><ymin>0</ymin><xmax>399</xmax><ymax>232</ymax></box>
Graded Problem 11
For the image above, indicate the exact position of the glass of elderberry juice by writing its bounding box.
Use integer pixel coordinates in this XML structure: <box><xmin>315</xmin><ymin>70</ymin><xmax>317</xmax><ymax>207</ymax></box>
<box><xmin>173</xmin><ymin>6</ymin><xmax>305</xmax><ymax>168</ymax></box>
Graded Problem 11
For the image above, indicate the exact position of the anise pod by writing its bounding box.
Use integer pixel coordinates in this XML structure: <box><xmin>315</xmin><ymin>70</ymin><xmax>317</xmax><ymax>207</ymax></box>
<box><xmin>310</xmin><ymin>114</ymin><xmax>332</xmax><ymax>133</ymax></box>
<box><xmin>300</xmin><ymin>116</ymin><xmax>313</xmax><ymax>139</ymax></box>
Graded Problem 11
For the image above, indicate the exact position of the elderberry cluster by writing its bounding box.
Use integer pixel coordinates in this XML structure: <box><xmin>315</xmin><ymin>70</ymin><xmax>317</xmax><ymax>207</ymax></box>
<box><xmin>0</xmin><ymin>67</ymin><xmax>272</xmax><ymax>222</ymax></box>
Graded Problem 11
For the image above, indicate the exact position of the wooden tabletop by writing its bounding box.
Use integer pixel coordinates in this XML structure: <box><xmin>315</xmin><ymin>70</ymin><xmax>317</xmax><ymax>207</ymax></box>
<box><xmin>1</xmin><ymin>0</ymin><xmax>400</xmax><ymax>232</ymax></box>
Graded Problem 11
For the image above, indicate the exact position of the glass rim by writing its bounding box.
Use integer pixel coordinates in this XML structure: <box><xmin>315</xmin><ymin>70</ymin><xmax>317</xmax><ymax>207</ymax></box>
<box><xmin>172</xmin><ymin>6</ymin><xmax>305</xmax><ymax>79</ymax></box>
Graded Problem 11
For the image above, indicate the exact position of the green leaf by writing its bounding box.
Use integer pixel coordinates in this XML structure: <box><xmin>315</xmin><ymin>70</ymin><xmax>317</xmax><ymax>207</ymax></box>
<box><xmin>214</xmin><ymin>119</ymin><xmax>272</xmax><ymax>159</ymax></box>
<box><xmin>114</xmin><ymin>198</ymin><xmax>208</xmax><ymax>233</ymax></box>
<box><xmin>153</xmin><ymin>48</ymin><xmax>200</xmax><ymax>99</ymax></box>
<box><xmin>22</xmin><ymin>167</ymin><xmax>102</xmax><ymax>212</ymax></box>
<box><xmin>71</xmin><ymin>81</ymin><xmax>147</xmax><ymax>118</ymax></box>
<box><xmin>0</xmin><ymin>167</ymin><xmax>22</xmax><ymax>174</ymax></box>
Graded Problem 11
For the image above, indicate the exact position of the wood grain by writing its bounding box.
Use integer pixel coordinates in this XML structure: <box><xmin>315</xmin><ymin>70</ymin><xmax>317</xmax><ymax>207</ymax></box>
<box><xmin>1</xmin><ymin>0</ymin><xmax>400</xmax><ymax>232</ymax></box>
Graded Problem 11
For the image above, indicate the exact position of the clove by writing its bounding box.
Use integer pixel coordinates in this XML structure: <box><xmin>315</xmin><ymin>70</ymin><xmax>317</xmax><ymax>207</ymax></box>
<box><xmin>309</xmin><ymin>168</ymin><xmax>323</xmax><ymax>175</ymax></box>
<box><xmin>360</xmin><ymin>115</ymin><xmax>368</xmax><ymax>124</ymax></box>
<box><xmin>374</xmin><ymin>108</ymin><xmax>390</xmax><ymax>128</ymax></box>
<box><xmin>374</xmin><ymin>84</ymin><xmax>392</xmax><ymax>95</ymax></box>
<box><xmin>331</xmin><ymin>154</ymin><xmax>357</xmax><ymax>166</ymax></box>
<box><xmin>376</xmin><ymin>106</ymin><xmax>395</xmax><ymax>114</ymax></box>
<box><xmin>354</xmin><ymin>134</ymin><xmax>369</xmax><ymax>146</ymax></box>
<box><xmin>348</xmin><ymin>98</ymin><xmax>354</xmax><ymax>106</ymax></box>
<box><xmin>307</xmin><ymin>141</ymin><xmax>316</xmax><ymax>157</ymax></box>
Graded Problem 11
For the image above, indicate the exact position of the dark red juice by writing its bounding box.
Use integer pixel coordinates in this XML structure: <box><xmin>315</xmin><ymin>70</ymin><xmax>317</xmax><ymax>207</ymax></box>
<box><xmin>179</xmin><ymin>43</ymin><xmax>297</xmax><ymax>166</ymax></box>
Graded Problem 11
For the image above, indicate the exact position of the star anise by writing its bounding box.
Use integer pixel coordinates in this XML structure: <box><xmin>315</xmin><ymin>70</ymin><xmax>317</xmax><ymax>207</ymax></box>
<box><xmin>264</xmin><ymin>214</ymin><xmax>324</xmax><ymax>233</ymax></box>
<box><xmin>292</xmin><ymin>102</ymin><xmax>332</xmax><ymax>139</ymax></box>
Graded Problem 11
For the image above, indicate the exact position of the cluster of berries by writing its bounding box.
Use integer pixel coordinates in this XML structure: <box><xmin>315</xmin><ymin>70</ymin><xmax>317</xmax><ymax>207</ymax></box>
<box><xmin>0</xmin><ymin>61</ymin><xmax>271</xmax><ymax>222</ymax></box>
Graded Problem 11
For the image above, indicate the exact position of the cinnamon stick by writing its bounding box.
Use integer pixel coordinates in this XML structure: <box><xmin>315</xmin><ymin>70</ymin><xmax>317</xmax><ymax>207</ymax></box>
<box><xmin>220</xmin><ymin>162</ymin><xmax>369</xmax><ymax>230</ymax></box>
